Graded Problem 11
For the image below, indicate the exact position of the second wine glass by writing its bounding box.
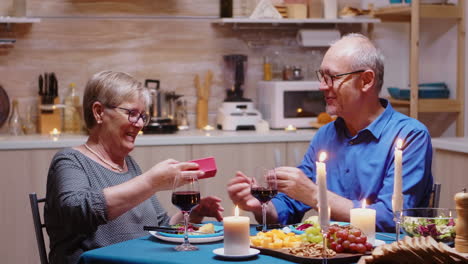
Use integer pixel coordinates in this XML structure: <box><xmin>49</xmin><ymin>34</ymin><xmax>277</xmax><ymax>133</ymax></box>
<box><xmin>171</xmin><ymin>171</ymin><xmax>200</xmax><ymax>251</ymax></box>
<box><xmin>250</xmin><ymin>167</ymin><xmax>278</xmax><ymax>232</ymax></box>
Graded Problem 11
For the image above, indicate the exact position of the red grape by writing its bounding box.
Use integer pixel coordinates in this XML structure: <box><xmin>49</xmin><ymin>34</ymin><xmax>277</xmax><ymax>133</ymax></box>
<box><xmin>365</xmin><ymin>242</ymin><xmax>373</xmax><ymax>251</ymax></box>
<box><xmin>330</xmin><ymin>241</ymin><xmax>337</xmax><ymax>251</ymax></box>
<box><xmin>335</xmin><ymin>244</ymin><xmax>344</xmax><ymax>253</ymax></box>
<box><xmin>355</xmin><ymin>235</ymin><xmax>367</xmax><ymax>244</ymax></box>
<box><xmin>342</xmin><ymin>240</ymin><xmax>350</xmax><ymax>249</ymax></box>
<box><xmin>355</xmin><ymin>243</ymin><xmax>367</xmax><ymax>253</ymax></box>
<box><xmin>348</xmin><ymin>234</ymin><xmax>356</xmax><ymax>243</ymax></box>
<box><xmin>349</xmin><ymin>242</ymin><xmax>357</xmax><ymax>252</ymax></box>
<box><xmin>351</xmin><ymin>229</ymin><xmax>361</xmax><ymax>237</ymax></box>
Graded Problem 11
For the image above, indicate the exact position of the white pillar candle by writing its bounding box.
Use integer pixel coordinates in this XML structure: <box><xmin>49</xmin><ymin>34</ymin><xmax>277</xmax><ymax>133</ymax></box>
<box><xmin>350</xmin><ymin>200</ymin><xmax>376</xmax><ymax>245</ymax></box>
<box><xmin>223</xmin><ymin>206</ymin><xmax>250</xmax><ymax>255</ymax></box>
<box><xmin>392</xmin><ymin>139</ymin><xmax>403</xmax><ymax>213</ymax></box>
<box><xmin>316</xmin><ymin>151</ymin><xmax>329</xmax><ymax>229</ymax></box>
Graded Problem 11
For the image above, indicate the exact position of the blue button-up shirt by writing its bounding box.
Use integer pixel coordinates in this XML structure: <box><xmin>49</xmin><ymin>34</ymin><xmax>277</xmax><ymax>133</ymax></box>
<box><xmin>272</xmin><ymin>99</ymin><xmax>433</xmax><ymax>232</ymax></box>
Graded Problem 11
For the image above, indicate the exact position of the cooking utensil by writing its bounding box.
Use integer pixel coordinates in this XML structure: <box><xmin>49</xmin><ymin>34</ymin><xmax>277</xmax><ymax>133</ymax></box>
<box><xmin>0</xmin><ymin>85</ymin><xmax>10</xmax><ymax>129</ymax></box>
<box><xmin>143</xmin><ymin>226</ymin><xmax>222</xmax><ymax>234</ymax></box>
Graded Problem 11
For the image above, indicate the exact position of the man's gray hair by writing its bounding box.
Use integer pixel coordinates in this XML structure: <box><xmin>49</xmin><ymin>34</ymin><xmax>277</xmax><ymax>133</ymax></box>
<box><xmin>332</xmin><ymin>33</ymin><xmax>385</xmax><ymax>93</ymax></box>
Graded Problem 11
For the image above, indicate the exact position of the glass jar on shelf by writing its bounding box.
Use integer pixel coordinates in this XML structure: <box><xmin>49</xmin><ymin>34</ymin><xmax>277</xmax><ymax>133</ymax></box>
<box><xmin>8</xmin><ymin>99</ymin><xmax>24</xmax><ymax>136</ymax></box>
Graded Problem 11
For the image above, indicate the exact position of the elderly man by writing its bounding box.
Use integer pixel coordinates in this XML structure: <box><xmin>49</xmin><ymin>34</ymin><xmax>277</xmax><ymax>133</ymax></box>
<box><xmin>227</xmin><ymin>33</ymin><xmax>433</xmax><ymax>232</ymax></box>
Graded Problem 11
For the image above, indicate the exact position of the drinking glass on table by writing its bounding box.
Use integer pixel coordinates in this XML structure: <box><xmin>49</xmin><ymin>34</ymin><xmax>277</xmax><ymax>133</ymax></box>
<box><xmin>171</xmin><ymin>171</ymin><xmax>201</xmax><ymax>251</ymax></box>
<box><xmin>250</xmin><ymin>167</ymin><xmax>278</xmax><ymax>232</ymax></box>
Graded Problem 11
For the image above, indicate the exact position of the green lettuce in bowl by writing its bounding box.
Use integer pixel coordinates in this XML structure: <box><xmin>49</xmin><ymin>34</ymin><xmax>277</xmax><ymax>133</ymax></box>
<box><xmin>400</xmin><ymin>208</ymin><xmax>456</xmax><ymax>244</ymax></box>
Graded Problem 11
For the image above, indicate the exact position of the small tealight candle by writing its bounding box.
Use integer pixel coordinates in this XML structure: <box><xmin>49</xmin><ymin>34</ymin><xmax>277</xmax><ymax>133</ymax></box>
<box><xmin>285</xmin><ymin>124</ymin><xmax>297</xmax><ymax>132</ymax></box>
<box><xmin>202</xmin><ymin>125</ymin><xmax>215</xmax><ymax>131</ymax></box>
<box><xmin>223</xmin><ymin>206</ymin><xmax>250</xmax><ymax>255</ymax></box>
<box><xmin>49</xmin><ymin>128</ymin><xmax>61</xmax><ymax>141</ymax></box>
<box><xmin>350</xmin><ymin>199</ymin><xmax>376</xmax><ymax>245</ymax></box>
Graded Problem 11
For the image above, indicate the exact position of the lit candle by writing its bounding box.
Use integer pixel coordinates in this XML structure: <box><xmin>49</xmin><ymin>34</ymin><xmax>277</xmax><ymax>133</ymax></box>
<box><xmin>350</xmin><ymin>199</ymin><xmax>376</xmax><ymax>245</ymax></box>
<box><xmin>284</xmin><ymin>124</ymin><xmax>297</xmax><ymax>132</ymax></box>
<box><xmin>49</xmin><ymin>128</ymin><xmax>60</xmax><ymax>136</ymax></box>
<box><xmin>223</xmin><ymin>206</ymin><xmax>250</xmax><ymax>255</ymax></box>
<box><xmin>49</xmin><ymin>128</ymin><xmax>61</xmax><ymax>141</ymax></box>
<box><xmin>316</xmin><ymin>151</ymin><xmax>329</xmax><ymax>229</ymax></box>
<box><xmin>392</xmin><ymin>139</ymin><xmax>403</xmax><ymax>213</ymax></box>
<box><xmin>202</xmin><ymin>125</ymin><xmax>215</xmax><ymax>131</ymax></box>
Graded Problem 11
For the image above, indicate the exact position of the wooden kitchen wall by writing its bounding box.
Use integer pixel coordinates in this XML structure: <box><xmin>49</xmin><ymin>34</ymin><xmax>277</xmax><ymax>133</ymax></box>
<box><xmin>1</xmin><ymin>0</ymin><xmax>351</xmax><ymax>132</ymax></box>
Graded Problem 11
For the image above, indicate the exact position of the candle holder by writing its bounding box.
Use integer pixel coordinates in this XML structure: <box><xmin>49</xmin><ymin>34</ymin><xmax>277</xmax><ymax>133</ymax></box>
<box><xmin>320</xmin><ymin>225</ymin><xmax>329</xmax><ymax>264</ymax></box>
<box><xmin>393</xmin><ymin>210</ymin><xmax>402</xmax><ymax>241</ymax></box>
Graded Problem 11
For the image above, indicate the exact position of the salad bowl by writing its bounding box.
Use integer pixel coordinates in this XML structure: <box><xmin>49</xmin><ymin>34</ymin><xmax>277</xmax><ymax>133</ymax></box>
<box><xmin>400</xmin><ymin>208</ymin><xmax>456</xmax><ymax>244</ymax></box>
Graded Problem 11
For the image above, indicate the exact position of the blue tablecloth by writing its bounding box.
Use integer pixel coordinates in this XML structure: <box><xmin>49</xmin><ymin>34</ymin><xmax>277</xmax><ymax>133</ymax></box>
<box><xmin>79</xmin><ymin>227</ymin><xmax>397</xmax><ymax>264</ymax></box>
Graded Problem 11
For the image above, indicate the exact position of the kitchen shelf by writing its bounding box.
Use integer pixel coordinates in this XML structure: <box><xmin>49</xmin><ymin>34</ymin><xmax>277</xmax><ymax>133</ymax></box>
<box><xmin>0</xmin><ymin>17</ymin><xmax>41</xmax><ymax>23</ymax></box>
<box><xmin>373</xmin><ymin>1</ymin><xmax>465</xmax><ymax>136</ymax></box>
<box><xmin>0</xmin><ymin>17</ymin><xmax>41</xmax><ymax>48</ymax></box>
<box><xmin>389</xmin><ymin>98</ymin><xmax>462</xmax><ymax>113</ymax></box>
<box><xmin>372</xmin><ymin>3</ymin><xmax>461</xmax><ymax>21</ymax></box>
<box><xmin>217</xmin><ymin>17</ymin><xmax>381</xmax><ymax>25</ymax></box>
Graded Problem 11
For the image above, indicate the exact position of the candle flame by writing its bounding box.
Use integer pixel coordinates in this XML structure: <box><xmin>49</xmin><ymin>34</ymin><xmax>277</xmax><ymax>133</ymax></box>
<box><xmin>362</xmin><ymin>199</ymin><xmax>367</xmax><ymax>209</ymax></box>
<box><xmin>319</xmin><ymin>152</ymin><xmax>327</xmax><ymax>162</ymax></box>
<box><xmin>235</xmin><ymin>205</ymin><xmax>239</xmax><ymax>217</ymax></box>
<box><xmin>396</xmin><ymin>139</ymin><xmax>403</xmax><ymax>149</ymax></box>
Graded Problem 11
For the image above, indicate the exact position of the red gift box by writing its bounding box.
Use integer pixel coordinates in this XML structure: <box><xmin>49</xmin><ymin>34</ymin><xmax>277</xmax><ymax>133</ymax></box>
<box><xmin>189</xmin><ymin>157</ymin><xmax>217</xmax><ymax>179</ymax></box>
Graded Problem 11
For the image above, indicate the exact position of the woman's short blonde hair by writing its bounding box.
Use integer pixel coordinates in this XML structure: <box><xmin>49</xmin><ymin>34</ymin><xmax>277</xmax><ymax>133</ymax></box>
<box><xmin>83</xmin><ymin>71</ymin><xmax>150</xmax><ymax>129</ymax></box>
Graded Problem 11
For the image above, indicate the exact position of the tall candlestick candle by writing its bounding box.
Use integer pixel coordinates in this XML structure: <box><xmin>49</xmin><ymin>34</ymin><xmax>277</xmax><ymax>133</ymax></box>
<box><xmin>392</xmin><ymin>139</ymin><xmax>403</xmax><ymax>213</ymax></box>
<box><xmin>316</xmin><ymin>151</ymin><xmax>329</xmax><ymax>228</ymax></box>
<box><xmin>223</xmin><ymin>206</ymin><xmax>250</xmax><ymax>255</ymax></box>
<box><xmin>350</xmin><ymin>199</ymin><xmax>376</xmax><ymax>245</ymax></box>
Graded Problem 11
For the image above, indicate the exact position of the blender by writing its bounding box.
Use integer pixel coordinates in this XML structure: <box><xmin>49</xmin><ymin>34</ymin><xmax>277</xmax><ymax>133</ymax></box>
<box><xmin>216</xmin><ymin>54</ymin><xmax>262</xmax><ymax>131</ymax></box>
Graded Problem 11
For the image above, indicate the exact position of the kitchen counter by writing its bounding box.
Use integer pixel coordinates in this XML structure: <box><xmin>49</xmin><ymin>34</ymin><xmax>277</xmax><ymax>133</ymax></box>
<box><xmin>0</xmin><ymin>129</ymin><xmax>316</xmax><ymax>150</ymax></box>
<box><xmin>431</xmin><ymin>137</ymin><xmax>468</xmax><ymax>154</ymax></box>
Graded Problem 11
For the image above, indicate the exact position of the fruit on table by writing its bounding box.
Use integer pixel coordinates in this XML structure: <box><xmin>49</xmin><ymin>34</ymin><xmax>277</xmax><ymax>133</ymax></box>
<box><xmin>327</xmin><ymin>224</ymin><xmax>373</xmax><ymax>253</ymax></box>
<box><xmin>250</xmin><ymin>229</ymin><xmax>302</xmax><ymax>249</ymax></box>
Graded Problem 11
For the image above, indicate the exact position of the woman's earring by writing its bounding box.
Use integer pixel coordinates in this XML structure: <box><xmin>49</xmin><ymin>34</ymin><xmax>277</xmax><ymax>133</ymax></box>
<box><xmin>97</xmin><ymin>120</ymin><xmax>102</xmax><ymax>124</ymax></box>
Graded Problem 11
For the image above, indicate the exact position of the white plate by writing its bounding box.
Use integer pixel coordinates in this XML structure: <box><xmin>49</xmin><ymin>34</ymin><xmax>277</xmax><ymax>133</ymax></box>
<box><xmin>149</xmin><ymin>231</ymin><xmax>224</xmax><ymax>244</ymax></box>
<box><xmin>213</xmin><ymin>248</ymin><xmax>260</xmax><ymax>259</ymax></box>
<box><xmin>374</xmin><ymin>239</ymin><xmax>385</xmax><ymax>247</ymax></box>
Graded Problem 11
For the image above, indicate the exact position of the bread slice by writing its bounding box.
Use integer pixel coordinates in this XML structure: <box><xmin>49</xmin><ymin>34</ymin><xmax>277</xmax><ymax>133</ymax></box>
<box><xmin>438</xmin><ymin>242</ymin><xmax>468</xmax><ymax>263</ymax></box>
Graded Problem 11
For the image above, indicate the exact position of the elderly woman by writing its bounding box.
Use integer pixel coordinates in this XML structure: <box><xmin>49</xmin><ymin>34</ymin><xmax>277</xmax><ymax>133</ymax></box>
<box><xmin>45</xmin><ymin>71</ymin><xmax>224</xmax><ymax>264</ymax></box>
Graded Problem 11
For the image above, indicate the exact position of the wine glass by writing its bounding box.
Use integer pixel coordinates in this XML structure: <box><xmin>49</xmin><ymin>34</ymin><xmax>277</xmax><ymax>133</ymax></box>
<box><xmin>171</xmin><ymin>171</ymin><xmax>201</xmax><ymax>251</ymax></box>
<box><xmin>250</xmin><ymin>167</ymin><xmax>278</xmax><ymax>232</ymax></box>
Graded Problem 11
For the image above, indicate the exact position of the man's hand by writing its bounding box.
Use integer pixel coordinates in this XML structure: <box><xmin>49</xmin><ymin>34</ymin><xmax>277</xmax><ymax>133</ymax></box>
<box><xmin>226</xmin><ymin>171</ymin><xmax>262</xmax><ymax>213</ymax></box>
<box><xmin>275</xmin><ymin>166</ymin><xmax>317</xmax><ymax>207</ymax></box>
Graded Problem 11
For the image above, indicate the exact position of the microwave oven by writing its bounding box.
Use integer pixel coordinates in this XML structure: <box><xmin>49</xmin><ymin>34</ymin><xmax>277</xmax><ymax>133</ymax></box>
<box><xmin>257</xmin><ymin>81</ymin><xmax>325</xmax><ymax>129</ymax></box>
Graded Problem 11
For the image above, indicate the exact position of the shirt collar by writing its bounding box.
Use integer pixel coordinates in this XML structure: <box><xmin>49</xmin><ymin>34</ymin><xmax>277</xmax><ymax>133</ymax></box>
<box><xmin>334</xmin><ymin>98</ymin><xmax>393</xmax><ymax>140</ymax></box>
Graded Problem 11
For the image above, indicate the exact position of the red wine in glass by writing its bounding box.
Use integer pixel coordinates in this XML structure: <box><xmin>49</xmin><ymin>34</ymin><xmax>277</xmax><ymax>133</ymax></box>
<box><xmin>251</xmin><ymin>167</ymin><xmax>278</xmax><ymax>232</ymax></box>
<box><xmin>172</xmin><ymin>172</ymin><xmax>200</xmax><ymax>251</ymax></box>
<box><xmin>171</xmin><ymin>191</ymin><xmax>200</xmax><ymax>212</ymax></box>
<box><xmin>251</xmin><ymin>187</ymin><xmax>278</xmax><ymax>203</ymax></box>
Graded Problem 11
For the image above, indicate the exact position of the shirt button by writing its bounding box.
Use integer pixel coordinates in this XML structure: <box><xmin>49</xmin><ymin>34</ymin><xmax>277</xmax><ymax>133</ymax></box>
<box><xmin>349</xmin><ymin>141</ymin><xmax>354</xmax><ymax>145</ymax></box>
<box><xmin>346</xmin><ymin>169</ymin><xmax>350</xmax><ymax>173</ymax></box>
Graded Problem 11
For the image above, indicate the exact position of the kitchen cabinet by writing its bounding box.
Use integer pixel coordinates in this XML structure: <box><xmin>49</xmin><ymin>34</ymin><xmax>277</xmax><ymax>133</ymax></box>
<box><xmin>373</xmin><ymin>1</ymin><xmax>465</xmax><ymax>136</ymax></box>
<box><xmin>431</xmin><ymin>137</ymin><xmax>468</xmax><ymax>208</ymax></box>
<box><xmin>0</xmin><ymin>17</ymin><xmax>40</xmax><ymax>46</ymax></box>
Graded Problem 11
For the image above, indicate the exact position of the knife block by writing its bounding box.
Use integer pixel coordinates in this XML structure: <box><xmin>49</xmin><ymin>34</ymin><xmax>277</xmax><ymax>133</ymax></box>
<box><xmin>38</xmin><ymin>97</ymin><xmax>62</xmax><ymax>135</ymax></box>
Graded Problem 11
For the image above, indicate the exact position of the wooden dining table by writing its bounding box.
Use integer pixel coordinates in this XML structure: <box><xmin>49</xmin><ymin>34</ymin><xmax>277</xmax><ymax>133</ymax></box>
<box><xmin>79</xmin><ymin>224</ymin><xmax>398</xmax><ymax>264</ymax></box>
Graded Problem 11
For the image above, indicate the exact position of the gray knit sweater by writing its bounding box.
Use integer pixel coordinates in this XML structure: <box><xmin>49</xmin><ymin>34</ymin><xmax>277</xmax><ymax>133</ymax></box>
<box><xmin>44</xmin><ymin>148</ymin><xmax>170</xmax><ymax>264</ymax></box>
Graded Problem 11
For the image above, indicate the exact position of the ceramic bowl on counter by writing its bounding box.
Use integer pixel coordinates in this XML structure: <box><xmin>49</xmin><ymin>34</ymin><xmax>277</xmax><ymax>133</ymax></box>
<box><xmin>400</xmin><ymin>208</ymin><xmax>456</xmax><ymax>244</ymax></box>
